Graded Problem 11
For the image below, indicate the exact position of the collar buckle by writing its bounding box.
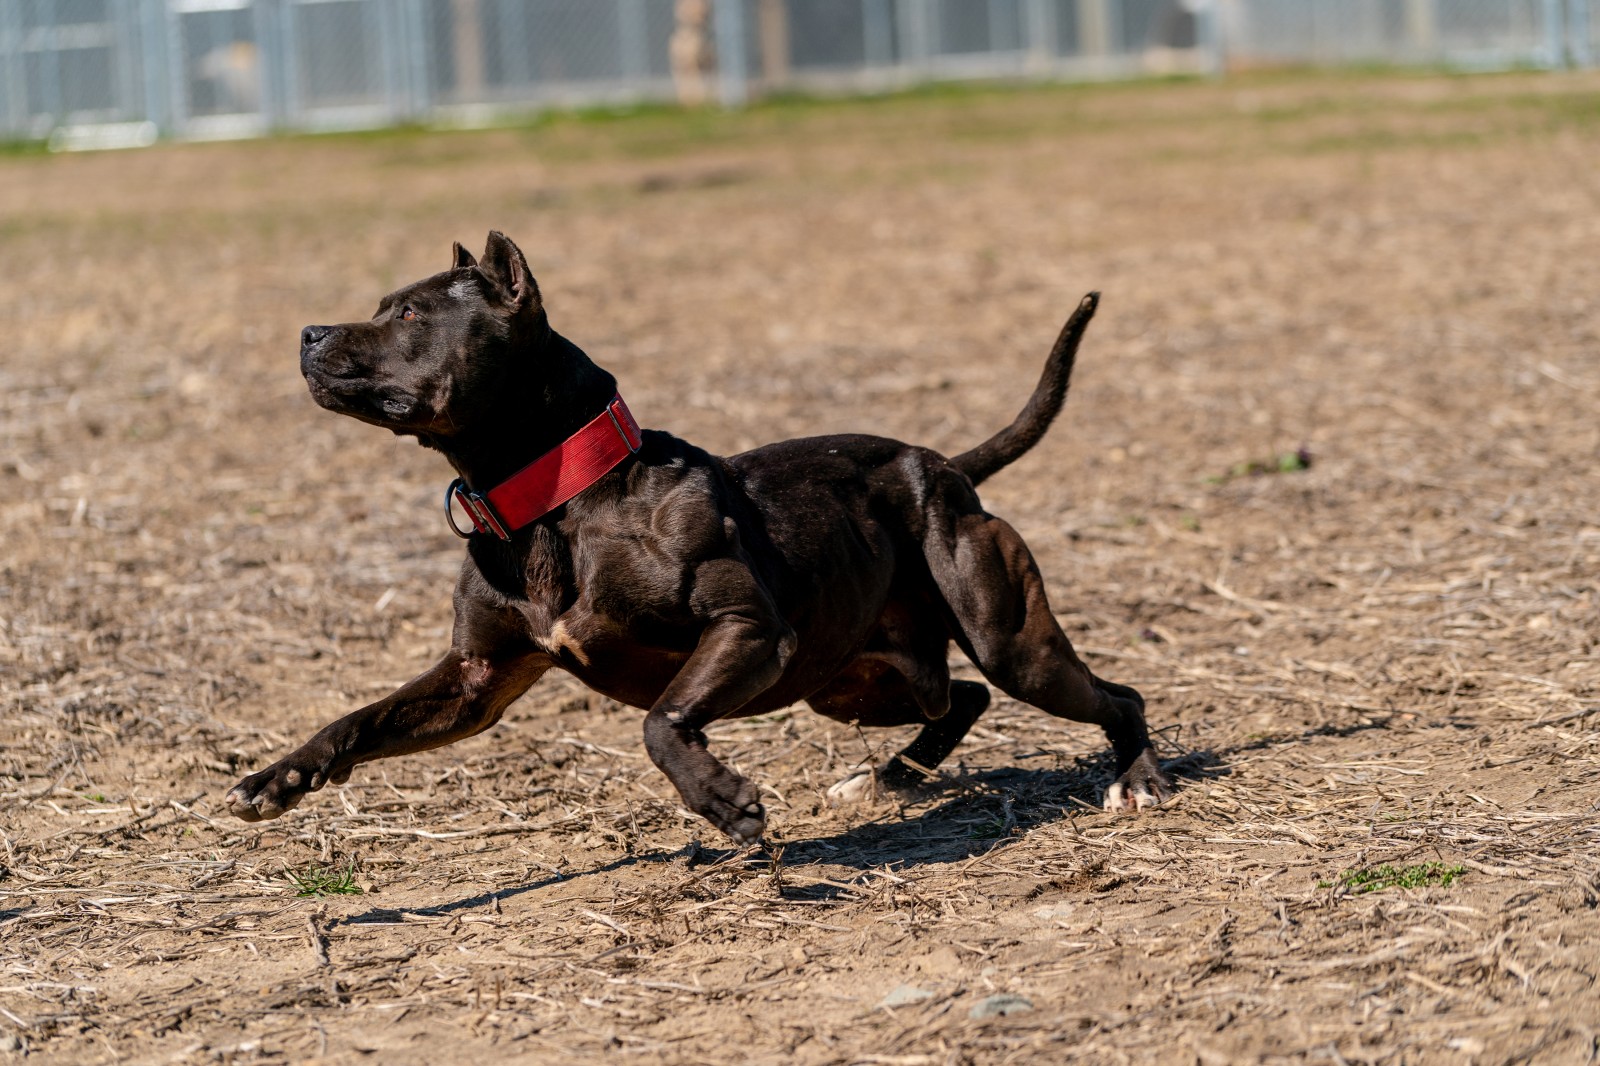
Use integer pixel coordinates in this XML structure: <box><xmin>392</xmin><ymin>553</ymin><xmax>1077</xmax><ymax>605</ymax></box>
<box><xmin>445</xmin><ymin>478</ymin><xmax>511</xmax><ymax>541</ymax></box>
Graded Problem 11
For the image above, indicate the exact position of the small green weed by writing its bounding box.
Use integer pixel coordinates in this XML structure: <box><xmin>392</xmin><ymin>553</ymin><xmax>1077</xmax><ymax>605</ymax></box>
<box><xmin>1334</xmin><ymin>862</ymin><xmax>1464</xmax><ymax>893</ymax></box>
<box><xmin>1208</xmin><ymin>447</ymin><xmax>1312</xmax><ymax>484</ymax></box>
<box><xmin>969</xmin><ymin>818</ymin><xmax>1010</xmax><ymax>839</ymax></box>
<box><xmin>285</xmin><ymin>862</ymin><xmax>363</xmax><ymax>897</ymax></box>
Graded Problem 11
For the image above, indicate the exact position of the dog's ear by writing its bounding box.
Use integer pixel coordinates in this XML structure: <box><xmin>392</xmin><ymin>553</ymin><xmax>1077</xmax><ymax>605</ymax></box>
<box><xmin>478</xmin><ymin>231</ymin><xmax>541</xmax><ymax>314</ymax></box>
<box><xmin>451</xmin><ymin>241</ymin><xmax>477</xmax><ymax>269</ymax></box>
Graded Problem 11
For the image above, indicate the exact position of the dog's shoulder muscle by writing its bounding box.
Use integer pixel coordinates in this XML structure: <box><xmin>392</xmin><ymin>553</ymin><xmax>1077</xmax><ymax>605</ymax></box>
<box><xmin>576</xmin><ymin>434</ymin><xmax>747</xmax><ymax>605</ymax></box>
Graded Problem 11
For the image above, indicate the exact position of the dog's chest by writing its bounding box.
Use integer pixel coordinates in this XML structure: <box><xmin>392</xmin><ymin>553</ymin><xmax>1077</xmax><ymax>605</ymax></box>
<box><xmin>502</xmin><ymin>506</ymin><xmax>707</xmax><ymax>700</ymax></box>
<box><xmin>530</xmin><ymin>611</ymin><xmax>609</xmax><ymax>666</ymax></box>
<box><xmin>509</xmin><ymin>549</ymin><xmax>691</xmax><ymax>661</ymax></box>
<box><xmin>523</xmin><ymin>604</ymin><xmax>692</xmax><ymax>707</ymax></box>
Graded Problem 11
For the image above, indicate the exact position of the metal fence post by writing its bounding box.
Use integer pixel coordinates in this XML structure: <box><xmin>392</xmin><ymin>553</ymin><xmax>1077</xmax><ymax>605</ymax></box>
<box><xmin>256</xmin><ymin>0</ymin><xmax>285</xmax><ymax>130</ymax></box>
<box><xmin>452</xmin><ymin>0</ymin><xmax>484</xmax><ymax>106</ymax></box>
<box><xmin>1195</xmin><ymin>0</ymin><xmax>1225</xmax><ymax>75</ymax></box>
<box><xmin>379</xmin><ymin>0</ymin><xmax>401</xmax><ymax>122</ymax></box>
<box><xmin>115</xmin><ymin>0</ymin><xmax>139</xmax><ymax>125</ymax></box>
<box><xmin>618</xmin><ymin>0</ymin><xmax>651</xmax><ymax>83</ymax></box>
<box><xmin>712</xmin><ymin>0</ymin><xmax>748</xmax><ymax>106</ymax></box>
<box><xmin>137</xmin><ymin>0</ymin><xmax>166</xmax><ymax>133</ymax></box>
<box><xmin>1405</xmin><ymin>0</ymin><xmax>1437</xmax><ymax>62</ymax></box>
<box><xmin>1543</xmin><ymin>0</ymin><xmax>1566</xmax><ymax>66</ymax></box>
<box><xmin>1078</xmin><ymin>0</ymin><xmax>1112</xmax><ymax>62</ymax></box>
<box><xmin>1024</xmin><ymin>0</ymin><xmax>1056</xmax><ymax>71</ymax></box>
<box><xmin>403</xmin><ymin>0</ymin><xmax>431</xmax><ymax>117</ymax></box>
<box><xmin>278</xmin><ymin>0</ymin><xmax>302</xmax><ymax>127</ymax></box>
<box><xmin>0</xmin><ymin>0</ymin><xmax>14</xmax><ymax>135</ymax></box>
<box><xmin>896</xmin><ymin>0</ymin><xmax>931</xmax><ymax>73</ymax></box>
<box><xmin>504</xmin><ymin>0</ymin><xmax>533</xmax><ymax>89</ymax></box>
<box><xmin>1569</xmin><ymin>0</ymin><xmax>1593</xmax><ymax>66</ymax></box>
<box><xmin>40</xmin><ymin>5</ymin><xmax>62</xmax><ymax>126</ymax></box>
<box><xmin>863</xmin><ymin>0</ymin><xmax>894</xmax><ymax>70</ymax></box>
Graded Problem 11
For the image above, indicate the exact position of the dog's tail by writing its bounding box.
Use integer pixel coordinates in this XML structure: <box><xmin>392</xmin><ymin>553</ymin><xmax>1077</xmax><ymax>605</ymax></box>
<box><xmin>950</xmin><ymin>291</ymin><xmax>1099</xmax><ymax>487</ymax></box>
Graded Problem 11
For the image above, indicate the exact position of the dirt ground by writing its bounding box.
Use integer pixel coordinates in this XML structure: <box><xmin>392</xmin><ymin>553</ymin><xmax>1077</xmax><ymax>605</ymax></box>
<box><xmin>3</xmin><ymin>71</ymin><xmax>1599</xmax><ymax>1065</ymax></box>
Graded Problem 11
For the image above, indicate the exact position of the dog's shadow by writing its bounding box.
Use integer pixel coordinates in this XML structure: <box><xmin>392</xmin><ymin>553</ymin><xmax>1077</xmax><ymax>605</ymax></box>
<box><xmin>330</xmin><ymin>853</ymin><xmax>663</xmax><ymax>927</ymax></box>
<box><xmin>782</xmin><ymin>748</ymin><xmax>1224</xmax><ymax>871</ymax></box>
<box><xmin>331</xmin><ymin>749</ymin><xmax>1225</xmax><ymax>925</ymax></box>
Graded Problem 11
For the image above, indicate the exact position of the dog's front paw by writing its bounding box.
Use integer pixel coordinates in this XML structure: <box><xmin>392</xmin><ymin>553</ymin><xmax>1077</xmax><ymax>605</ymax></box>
<box><xmin>1103</xmin><ymin>749</ymin><xmax>1171</xmax><ymax>813</ymax></box>
<box><xmin>225</xmin><ymin>749</ymin><xmax>345</xmax><ymax>822</ymax></box>
<box><xmin>693</xmin><ymin>766</ymin><xmax>766</xmax><ymax>845</ymax></box>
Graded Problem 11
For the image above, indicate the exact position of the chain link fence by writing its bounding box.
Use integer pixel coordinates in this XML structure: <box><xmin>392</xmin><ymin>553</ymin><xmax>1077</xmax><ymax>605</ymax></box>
<box><xmin>1</xmin><ymin>0</ymin><xmax>1594</xmax><ymax>144</ymax></box>
<box><xmin>1222</xmin><ymin>0</ymin><xmax>1591</xmax><ymax>69</ymax></box>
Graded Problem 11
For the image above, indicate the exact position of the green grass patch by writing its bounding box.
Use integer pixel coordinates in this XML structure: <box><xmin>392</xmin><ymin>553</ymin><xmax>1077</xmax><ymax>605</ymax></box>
<box><xmin>0</xmin><ymin>136</ymin><xmax>50</xmax><ymax>157</ymax></box>
<box><xmin>8</xmin><ymin>67</ymin><xmax>1595</xmax><ymax>174</ymax></box>
<box><xmin>1333</xmin><ymin>862</ymin><xmax>1465</xmax><ymax>893</ymax></box>
<box><xmin>285</xmin><ymin>861</ymin><xmax>363</xmax><ymax>897</ymax></box>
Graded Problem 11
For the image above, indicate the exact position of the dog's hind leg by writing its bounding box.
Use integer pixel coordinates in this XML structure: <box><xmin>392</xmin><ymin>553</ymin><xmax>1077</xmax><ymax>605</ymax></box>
<box><xmin>809</xmin><ymin>670</ymin><xmax>991</xmax><ymax>799</ymax></box>
<box><xmin>920</xmin><ymin>489</ymin><xmax>1171</xmax><ymax>811</ymax></box>
<box><xmin>879</xmin><ymin>679</ymin><xmax>991</xmax><ymax>789</ymax></box>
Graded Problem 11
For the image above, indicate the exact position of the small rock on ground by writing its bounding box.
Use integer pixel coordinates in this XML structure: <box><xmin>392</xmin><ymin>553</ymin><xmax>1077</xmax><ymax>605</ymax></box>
<box><xmin>878</xmin><ymin>984</ymin><xmax>935</xmax><ymax>1009</ymax></box>
<box><xmin>969</xmin><ymin>993</ymin><xmax>1033</xmax><ymax>1019</ymax></box>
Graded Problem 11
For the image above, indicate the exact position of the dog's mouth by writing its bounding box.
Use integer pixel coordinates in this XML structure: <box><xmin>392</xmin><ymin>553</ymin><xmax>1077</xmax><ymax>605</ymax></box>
<box><xmin>304</xmin><ymin>370</ymin><xmax>421</xmax><ymax>426</ymax></box>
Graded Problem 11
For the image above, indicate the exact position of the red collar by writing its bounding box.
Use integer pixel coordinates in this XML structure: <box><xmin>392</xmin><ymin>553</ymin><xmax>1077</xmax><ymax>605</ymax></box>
<box><xmin>445</xmin><ymin>394</ymin><xmax>642</xmax><ymax>540</ymax></box>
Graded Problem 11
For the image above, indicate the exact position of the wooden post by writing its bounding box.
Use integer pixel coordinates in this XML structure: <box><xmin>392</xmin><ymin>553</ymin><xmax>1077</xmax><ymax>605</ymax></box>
<box><xmin>452</xmin><ymin>0</ymin><xmax>484</xmax><ymax>100</ymax></box>
<box><xmin>671</xmin><ymin>0</ymin><xmax>715</xmax><ymax>106</ymax></box>
<box><xmin>757</xmin><ymin>0</ymin><xmax>790</xmax><ymax>88</ymax></box>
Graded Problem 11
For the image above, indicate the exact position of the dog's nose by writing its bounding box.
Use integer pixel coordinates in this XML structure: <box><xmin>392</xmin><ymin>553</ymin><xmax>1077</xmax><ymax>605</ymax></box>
<box><xmin>301</xmin><ymin>325</ymin><xmax>331</xmax><ymax>349</ymax></box>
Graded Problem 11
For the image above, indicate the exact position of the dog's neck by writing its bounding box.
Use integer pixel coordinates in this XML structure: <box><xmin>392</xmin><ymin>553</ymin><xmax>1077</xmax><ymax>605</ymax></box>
<box><xmin>430</xmin><ymin>329</ymin><xmax>622</xmax><ymax>493</ymax></box>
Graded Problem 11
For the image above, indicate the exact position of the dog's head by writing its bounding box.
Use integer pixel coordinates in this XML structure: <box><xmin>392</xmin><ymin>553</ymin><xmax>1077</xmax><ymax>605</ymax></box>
<box><xmin>298</xmin><ymin>231</ymin><xmax>546</xmax><ymax>439</ymax></box>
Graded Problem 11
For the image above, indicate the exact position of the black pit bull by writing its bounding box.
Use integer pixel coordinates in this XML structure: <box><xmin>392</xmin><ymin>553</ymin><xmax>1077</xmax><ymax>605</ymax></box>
<box><xmin>226</xmin><ymin>232</ymin><xmax>1171</xmax><ymax>843</ymax></box>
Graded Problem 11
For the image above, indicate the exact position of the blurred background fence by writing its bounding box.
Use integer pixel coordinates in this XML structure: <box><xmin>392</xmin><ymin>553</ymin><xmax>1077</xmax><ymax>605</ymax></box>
<box><xmin>2</xmin><ymin>0</ymin><xmax>1595</xmax><ymax>145</ymax></box>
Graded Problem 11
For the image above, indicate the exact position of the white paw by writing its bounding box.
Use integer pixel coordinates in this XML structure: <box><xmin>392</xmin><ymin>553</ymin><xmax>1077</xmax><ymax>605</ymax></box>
<box><xmin>826</xmin><ymin>770</ymin><xmax>875</xmax><ymax>806</ymax></box>
<box><xmin>1102</xmin><ymin>780</ymin><xmax>1160</xmax><ymax>812</ymax></box>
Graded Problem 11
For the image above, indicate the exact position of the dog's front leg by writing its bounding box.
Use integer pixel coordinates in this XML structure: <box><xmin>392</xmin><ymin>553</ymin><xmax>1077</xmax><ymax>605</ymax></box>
<box><xmin>226</xmin><ymin>649</ymin><xmax>547</xmax><ymax>822</ymax></box>
<box><xmin>642</xmin><ymin>565</ymin><xmax>796</xmax><ymax>844</ymax></box>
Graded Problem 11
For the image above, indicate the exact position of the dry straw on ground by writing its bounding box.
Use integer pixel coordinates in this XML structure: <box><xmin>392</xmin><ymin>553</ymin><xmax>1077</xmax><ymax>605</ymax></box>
<box><xmin>2</xmin><ymin>71</ymin><xmax>1598</xmax><ymax>1064</ymax></box>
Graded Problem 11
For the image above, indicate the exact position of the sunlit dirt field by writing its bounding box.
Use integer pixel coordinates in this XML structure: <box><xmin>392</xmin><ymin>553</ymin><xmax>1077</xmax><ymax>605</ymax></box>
<box><xmin>3</xmin><ymin>71</ymin><xmax>1599</xmax><ymax>1064</ymax></box>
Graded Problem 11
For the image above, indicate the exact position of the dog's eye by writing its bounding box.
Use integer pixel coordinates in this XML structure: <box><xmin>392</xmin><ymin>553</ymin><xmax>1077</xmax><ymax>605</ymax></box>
<box><xmin>400</xmin><ymin>306</ymin><xmax>417</xmax><ymax>322</ymax></box>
